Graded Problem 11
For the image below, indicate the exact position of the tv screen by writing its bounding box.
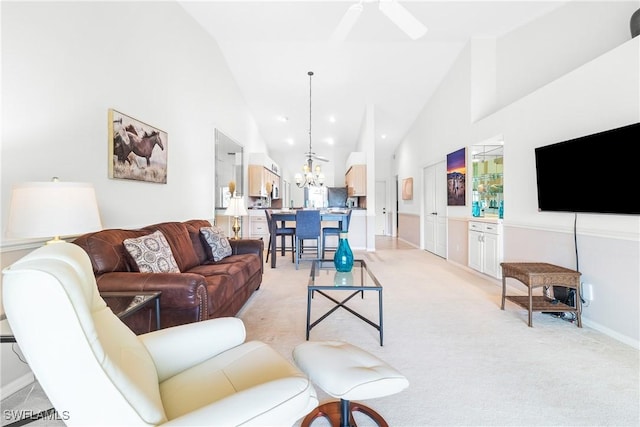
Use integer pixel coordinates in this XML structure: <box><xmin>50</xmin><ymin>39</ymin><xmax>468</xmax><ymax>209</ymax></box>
<box><xmin>534</xmin><ymin>122</ymin><xmax>640</xmax><ymax>215</ymax></box>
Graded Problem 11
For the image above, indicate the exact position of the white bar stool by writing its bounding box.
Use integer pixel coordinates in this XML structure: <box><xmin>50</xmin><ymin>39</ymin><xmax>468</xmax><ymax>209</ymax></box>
<box><xmin>293</xmin><ymin>341</ymin><xmax>409</xmax><ymax>427</ymax></box>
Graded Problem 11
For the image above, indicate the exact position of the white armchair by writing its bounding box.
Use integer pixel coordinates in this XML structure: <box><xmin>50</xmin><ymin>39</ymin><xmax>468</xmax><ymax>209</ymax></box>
<box><xmin>2</xmin><ymin>242</ymin><xmax>317</xmax><ymax>426</ymax></box>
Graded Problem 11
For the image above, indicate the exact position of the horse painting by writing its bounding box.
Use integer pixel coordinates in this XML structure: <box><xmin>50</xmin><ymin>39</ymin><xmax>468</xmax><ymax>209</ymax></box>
<box><xmin>109</xmin><ymin>109</ymin><xmax>168</xmax><ymax>184</ymax></box>
<box><xmin>113</xmin><ymin>124</ymin><xmax>133</xmax><ymax>164</ymax></box>
<box><xmin>128</xmin><ymin>130</ymin><xmax>164</xmax><ymax>167</ymax></box>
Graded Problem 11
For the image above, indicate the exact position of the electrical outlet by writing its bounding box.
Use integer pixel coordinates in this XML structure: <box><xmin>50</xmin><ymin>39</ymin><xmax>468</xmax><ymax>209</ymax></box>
<box><xmin>583</xmin><ymin>283</ymin><xmax>594</xmax><ymax>301</ymax></box>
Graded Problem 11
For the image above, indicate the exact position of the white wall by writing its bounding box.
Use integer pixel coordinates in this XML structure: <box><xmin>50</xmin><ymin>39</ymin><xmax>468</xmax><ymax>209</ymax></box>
<box><xmin>496</xmin><ymin>1</ymin><xmax>639</xmax><ymax>110</ymax></box>
<box><xmin>395</xmin><ymin>1</ymin><xmax>640</xmax><ymax>347</ymax></box>
<box><xmin>1</xmin><ymin>1</ymin><xmax>267</xmax><ymax>392</ymax></box>
<box><xmin>1</xmin><ymin>1</ymin><xmax>267</xmax><ymax>233</ymax></box>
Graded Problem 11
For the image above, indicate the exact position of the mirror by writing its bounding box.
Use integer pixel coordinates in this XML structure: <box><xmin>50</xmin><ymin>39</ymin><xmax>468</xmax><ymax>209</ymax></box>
<box><xmin>471</xmin><ymin>138</ymin><xmax>503</xmax><ymax>217</ymax></box>
<box><xmin>215</xmin><ymin>129</ymin><xmax>244</xmax><ymax>209</ymax></box>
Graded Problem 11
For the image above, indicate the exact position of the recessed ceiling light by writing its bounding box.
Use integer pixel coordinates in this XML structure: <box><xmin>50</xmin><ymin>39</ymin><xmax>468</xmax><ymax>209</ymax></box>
<box><xmin>277</xmin><ymin>116</ymin><xmax>288</xmax><ymax>122</ymax></box>
<box><xmin>381</xmin><ymin>134</ymin><xmax>387</xmax><ymax>139</ymax></box>
<box><xmin>325</xmin><ymin>137</ymin><xmax>334</xmax><ymax>145</ymax></box>
<box><xmin>329</xmin><ymin>116</ymin><xmax>336</xmax><ymax>123</ymax></box>
<box><xmin>286</xmin><ymin>138</ymin><xmax>294</xmax><ymax>145</ymax></box>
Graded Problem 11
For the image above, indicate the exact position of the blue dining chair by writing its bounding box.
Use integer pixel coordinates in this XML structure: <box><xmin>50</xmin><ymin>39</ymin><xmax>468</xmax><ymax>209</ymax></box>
<box><xmin>265</xmin><ymin>209</ymin><xmax>296</xmax><ymax>265</ymax></box>
<box><xmin>295</xmin><ymin>209</ymin><xmax>321</xmax><ymax>270</ymax></box>
<box><xmin>322</xmin><ymin>209</ymin><xmax>352</xmax><ymax>259</ymax></box>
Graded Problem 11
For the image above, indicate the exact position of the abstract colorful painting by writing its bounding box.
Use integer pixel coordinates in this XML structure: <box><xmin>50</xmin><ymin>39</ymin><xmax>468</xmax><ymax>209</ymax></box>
<box><xmin>447</xmin><ymin>147</ymin><xmax>466</xmax><ymax>206</ymax></box>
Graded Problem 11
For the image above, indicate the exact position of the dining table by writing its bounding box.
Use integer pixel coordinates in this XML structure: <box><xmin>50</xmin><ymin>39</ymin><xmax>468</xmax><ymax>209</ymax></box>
<box><xmin>268</xmin><ymin>208</ymin><xmax>351</xmax><ymax>268</ymax></box>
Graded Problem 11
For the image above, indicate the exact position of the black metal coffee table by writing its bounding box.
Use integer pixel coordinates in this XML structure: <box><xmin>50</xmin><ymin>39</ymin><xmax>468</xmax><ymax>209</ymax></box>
<box><xmin>306</xmin><ymin>259</ymin><xmax>384</xmax><ymax>345</ymax></box>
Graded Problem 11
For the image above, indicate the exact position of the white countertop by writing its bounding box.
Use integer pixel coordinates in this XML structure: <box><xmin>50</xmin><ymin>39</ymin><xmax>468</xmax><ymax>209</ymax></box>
<box><xmin>450</xmin><ymin>216</ymin><xmax>502</xmax><ymax>224</ymax></box>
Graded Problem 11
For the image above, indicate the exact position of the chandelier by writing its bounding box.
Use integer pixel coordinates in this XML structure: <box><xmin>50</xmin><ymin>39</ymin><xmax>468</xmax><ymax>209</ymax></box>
<box><xmin>295</xmin><ymin>71</ymin><xmax>326</xmax><ymax>188</ymax></box>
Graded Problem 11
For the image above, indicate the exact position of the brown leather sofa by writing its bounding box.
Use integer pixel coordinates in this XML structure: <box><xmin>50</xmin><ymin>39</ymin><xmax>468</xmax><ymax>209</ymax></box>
<box><xmin>73</xmin><ymin>219</ymin><xmax>263</xmax><ymax>334</ymax></box>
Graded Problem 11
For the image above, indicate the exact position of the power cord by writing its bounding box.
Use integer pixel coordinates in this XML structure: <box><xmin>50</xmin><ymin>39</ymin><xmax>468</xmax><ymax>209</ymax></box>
<box><xmin>12</xmin><ymin>343</ymin><xmax>27</xmax><ymax>364</ymax></box>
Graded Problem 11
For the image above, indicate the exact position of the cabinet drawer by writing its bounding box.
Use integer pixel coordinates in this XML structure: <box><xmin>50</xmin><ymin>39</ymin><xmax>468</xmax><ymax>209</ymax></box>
<box><xmin>469</xmin><ymin>221</ymin><xmax>484</xmax><ymax>232</ymax></box>
<box><xmin>483</xmin><ymin>223</ymin><xmax>501</xmax><ymax>235</ymax></box>
<box><xmin>468</xmin><ymin>221</ymin><xmax>502</xmax><ymax>234</ymax></box>
<box><xmin>251</xmin><ymin>222</ymin><xmax>269</xmax><ymax>234</ymax></box>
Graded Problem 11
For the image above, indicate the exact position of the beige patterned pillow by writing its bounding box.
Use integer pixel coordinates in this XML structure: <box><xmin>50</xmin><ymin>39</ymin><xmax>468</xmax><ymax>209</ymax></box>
<box><xmin>123</xmin><ymin>230</ymin><xmax>180</xmax><ymax>273</ymax></box>
<box><xmin>200</xmin><ymin>226</ymin><xmax>232</xmax><ymax>261</ymax></box>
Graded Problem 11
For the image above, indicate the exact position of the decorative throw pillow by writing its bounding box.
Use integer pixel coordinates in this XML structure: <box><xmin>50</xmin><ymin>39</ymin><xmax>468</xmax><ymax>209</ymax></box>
<box><xmin>123</xmin><ymin>230</ymin><xmax>180</xmax><ymax>273</ymax></box>
<box><xmin>200</xmin><ymin>226</ymin><xmax>232</xmax><ymax>261</ymax></box>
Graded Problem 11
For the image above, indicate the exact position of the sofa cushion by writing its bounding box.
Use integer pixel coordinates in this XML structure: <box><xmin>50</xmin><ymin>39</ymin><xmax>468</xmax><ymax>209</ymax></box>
<box><xmin>143</xmin><ymin>222</ymin><xmax>200</xmax><ymax>272</ymax></box>
<box><xmin>73</xmin><ymin>229</ymin><xmax>148</xmax><ymax>274</ymax></box>
<box><xmin>183</xmin><ymin>219</ymin><xmax>213</xmax><ymax>264</ymax></box>
<box><xmin>124</xmin><ymin>231</ymin><xmax>180</xmax><ymax>273</ymax></box>
<box><xmin>187</xmin><ymin>254</ymin><xmax>261</xmax><ymax>293</ymax></box>
<box><xmin>200</xmin><ymin>227</ymin><xmax>232</xmax><ymax>262</ymax></box>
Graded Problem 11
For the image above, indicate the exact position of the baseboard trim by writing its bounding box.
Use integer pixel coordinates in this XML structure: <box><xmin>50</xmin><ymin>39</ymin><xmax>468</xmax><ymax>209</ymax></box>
<box><xmin>581</xmin><ymin>318</ymin><xmax>639</xmax><ymax>350</ymax></box>
<box><xmin>1</xmin><ymin>372</ymin><xmax>35</xmax><ymax>399</ymax></box>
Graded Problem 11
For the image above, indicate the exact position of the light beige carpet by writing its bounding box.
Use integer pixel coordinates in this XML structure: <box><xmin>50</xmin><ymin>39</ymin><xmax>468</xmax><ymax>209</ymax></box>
<box><xmin>239</xmin><ymin>246</ymin><xmax>640</xmax><ymax>426</ymax></box>
<box><xmin>3</xmin><ymin>244</ymin><xmax>637</xmax><ymax>426</ymax></box>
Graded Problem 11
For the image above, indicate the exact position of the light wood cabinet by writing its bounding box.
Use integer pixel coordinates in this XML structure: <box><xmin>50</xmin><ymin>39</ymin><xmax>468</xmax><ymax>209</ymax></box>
<box><xmin>345</xmin><ymin>165</ymin><xmax>366</xmax><ymax>196</ymax></box>
<box><xmin>248</xmin><ymin>165</ymin><xmax>281</xmax><ymax>198</ymax></box>
<box><xmin>248</xmin><ymin>165</ymin><xmax>265</xmax><ymax>197</ymax></box>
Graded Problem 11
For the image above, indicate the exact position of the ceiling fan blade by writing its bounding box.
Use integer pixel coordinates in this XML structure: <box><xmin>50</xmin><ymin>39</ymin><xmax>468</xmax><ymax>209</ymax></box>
<box><xmin>330</xmin><ymin>2</ymin><xmax>363</xmax><ymax>42</ymax></box>
<box><xmin>378</xmin><ymin>0</ymin><xmax>428</xmax><ymax>40</ymax></box>
<box><xmin>312</xmin><ymin>154</ymin><xmax>329</xmax><ymax>162</ymax></box>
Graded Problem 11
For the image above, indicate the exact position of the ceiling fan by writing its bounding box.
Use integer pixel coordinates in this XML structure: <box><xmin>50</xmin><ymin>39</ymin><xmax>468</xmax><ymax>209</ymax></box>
<box><xmin>304</xmin><ymin>71</ymin><xmax>329</xmax><ymax>164</ymax></box>
<box><xmin>331</xmin><ymin>0</ymin><xmax>428</xmax><ymax>41</ymax></box>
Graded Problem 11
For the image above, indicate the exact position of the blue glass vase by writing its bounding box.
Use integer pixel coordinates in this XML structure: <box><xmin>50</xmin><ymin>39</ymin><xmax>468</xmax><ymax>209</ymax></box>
<box><xmin>499</xmin><ymin>201</ymin><xmax>504</xmax><ymax>219</ymax></box>
<box><xmin>472</xmin><ymin>201</ymin><xmax>480</xmax><ymax>217</ymax></box>
<box><xmin>333</xmin><ymin>233</ymin><xmax>354</xmax><ymax>273</ymax></box>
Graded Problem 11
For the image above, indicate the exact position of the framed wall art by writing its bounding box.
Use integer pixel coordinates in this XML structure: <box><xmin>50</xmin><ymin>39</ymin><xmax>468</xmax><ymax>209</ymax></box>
<box><xmin>108</xmin><ymin>109</ymin><xmax>168</xmax><ymax>183</ymax></box>
<box><xmin>402</xmin><ymin>177</ymin><xmax>413</xmax><ymax>200</ymax></box>
<box><xmin>446</xmin><ymin>147</ymin><xmax>466</xmax><ymax>206</ymax></box>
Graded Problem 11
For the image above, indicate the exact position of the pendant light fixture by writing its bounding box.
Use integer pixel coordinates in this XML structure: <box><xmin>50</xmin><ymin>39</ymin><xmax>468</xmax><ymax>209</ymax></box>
<box><xmin>295</xmin><ymin>71</ymin><xmax>326</xmax><ymax>188</ymax></box>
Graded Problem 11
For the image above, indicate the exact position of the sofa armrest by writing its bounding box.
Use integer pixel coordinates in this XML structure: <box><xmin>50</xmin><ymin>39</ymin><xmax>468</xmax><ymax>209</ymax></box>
<box><xmin>139</xmin><ymin>317</ymin><xmax>246</xmax><ymax>382</ymax></box>
<box><xmin>230</xmin><ymin>238</ymin><xmax>264</xmax><ymax>271</ymax></box>
<box><xmin>96</xmin><ymin>272</ymin><xmax>207</xmax><ymax>312</ymax></box>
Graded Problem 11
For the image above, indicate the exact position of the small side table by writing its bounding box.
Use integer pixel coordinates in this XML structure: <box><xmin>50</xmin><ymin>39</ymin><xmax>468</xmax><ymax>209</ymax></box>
<box><xmin>500</xmin><ymin>262</ymin><xmax>582</xmax><ymax>327</ymax></box>
<box><xmin>101</xmin><ymin>291</ymin><xmax>162</xmax><ymax>331</ymax></box>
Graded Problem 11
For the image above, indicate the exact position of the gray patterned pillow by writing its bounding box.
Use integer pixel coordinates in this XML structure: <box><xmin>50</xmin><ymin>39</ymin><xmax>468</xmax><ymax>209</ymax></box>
<box><xmin>200</xmin><ymin>226</ymin><xmax>232</xmax><ymax>261</ymax></box>
<box><xmin>123</xmin><ymin>230</ymin><xmax>180</xmax><ymax>273</ymax></box>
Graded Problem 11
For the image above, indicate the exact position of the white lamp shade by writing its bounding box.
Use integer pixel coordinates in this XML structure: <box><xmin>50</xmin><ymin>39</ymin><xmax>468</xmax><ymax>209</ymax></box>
<box><xmin>6</xmin><ymin>181</ymin><xmax>103</xmax><ymax>240</ymax></box>
<box><xmin>224</xmin><ymin>196</ymin><xmax>247</xmax><ymax>217</ymax></box>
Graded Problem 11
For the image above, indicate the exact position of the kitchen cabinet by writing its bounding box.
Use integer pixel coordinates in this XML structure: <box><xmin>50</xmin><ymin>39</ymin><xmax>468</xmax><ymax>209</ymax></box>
<box><xmin>248</xmin><ymin>165</ymin><xmax>280</xmax><ymax>198</ymax></box>
<box><xmin>248</xmin><ymin>209</ymin><xmax>269</xmax><ymax>240</ymax></box>
<box><xmin>345</xmin><ymin>165</ymin><xmax>366</xmax><ymax>196</ymax></box>
<box><xmin>468</xmin><ymin>220</ymin><xmax>503</xmax><ymax>279</ymax></box>
<box><xmin>248</xmin><ymin>152</ymin><xmax>281</xmax><ymax>199</ymax></box>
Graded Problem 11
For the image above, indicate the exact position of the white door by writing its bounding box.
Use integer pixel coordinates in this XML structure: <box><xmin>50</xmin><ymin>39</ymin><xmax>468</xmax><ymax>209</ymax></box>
<box><xmin>423</xmin><ymin>161</ymin><xmax>447</xmax><ymax>258</ymax></box>
<box><xmin>375</xmin><ymin>180</ymin><xmax>387</xmax><ymax>235</ymax></box>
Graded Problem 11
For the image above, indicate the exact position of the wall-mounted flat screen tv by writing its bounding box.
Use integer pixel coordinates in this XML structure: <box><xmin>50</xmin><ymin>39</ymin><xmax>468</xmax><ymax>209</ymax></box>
<box><xmin>534</xmin><ymin>122</ymin><xmax>640</xmax><ymax>215</ymax></box>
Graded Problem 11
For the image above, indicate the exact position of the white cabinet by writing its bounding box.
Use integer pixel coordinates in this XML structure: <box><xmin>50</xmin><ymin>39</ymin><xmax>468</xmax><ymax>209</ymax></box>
<box><xmin>468</xmin><ymin>220</ymin><xmax>503</xmax><ymax>279</ymax></box>
<box><xmin>248</xmin><ymin>209</ymin><xmax>269</xmax><ymax>241</ymax></box>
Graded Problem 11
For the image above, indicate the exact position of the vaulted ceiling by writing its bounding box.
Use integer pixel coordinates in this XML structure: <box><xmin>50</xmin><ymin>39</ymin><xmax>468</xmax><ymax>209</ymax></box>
<box><xmin>179</xmin><ymin>1</ymin><xmax>565</xmax><ymax>162</ymax></box>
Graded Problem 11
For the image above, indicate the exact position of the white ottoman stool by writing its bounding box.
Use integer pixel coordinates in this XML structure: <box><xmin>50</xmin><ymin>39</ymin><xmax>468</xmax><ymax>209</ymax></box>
<box><xmin>293</xmin><ymin>341</ymin><xmax>409</xmax><ymax>427</ymax></box>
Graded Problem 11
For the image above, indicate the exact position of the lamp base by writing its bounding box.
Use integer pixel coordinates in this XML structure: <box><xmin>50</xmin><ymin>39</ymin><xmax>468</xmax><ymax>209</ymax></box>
<box><xmin>231</xmin><ymin>217</ymin><xmax>241</xmax><ymax>240</ymax></box>
<box><xmin>46</xmin><ymin>236</ymin><xmax>66</xmax><ymax>245</ymax></box>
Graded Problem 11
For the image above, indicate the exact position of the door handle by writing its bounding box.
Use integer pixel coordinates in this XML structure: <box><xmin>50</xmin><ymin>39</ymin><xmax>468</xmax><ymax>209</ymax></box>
<box><xmin>382</xmin><ymin>208</ymin><xmax>386</xmax><ymax>214</ymax></box>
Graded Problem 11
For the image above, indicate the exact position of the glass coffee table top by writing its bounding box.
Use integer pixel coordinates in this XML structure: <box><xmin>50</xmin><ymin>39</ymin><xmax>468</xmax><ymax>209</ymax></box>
<box><xmin>307</xmin><ymin>259</ymin><xmax>384</xmax><ymax>345</ymax></box>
